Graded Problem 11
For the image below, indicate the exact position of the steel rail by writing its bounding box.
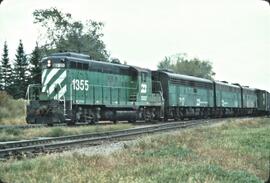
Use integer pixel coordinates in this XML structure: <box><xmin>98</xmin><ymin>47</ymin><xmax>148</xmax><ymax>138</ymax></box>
<box><xmin>0</xmin><ymin>119</ymin><xmax>214</xmax><ymax>159</ymax></box>
<box><xmin>0</xmin><ymin>123</ymin><xmax>71</xmax><ymax>130</ymax></box>
<box><xmin>0</xmin><ymin>122</ymin><xmax>115</xmax><ymax>130</ymax></box>
<box><xmin>0</xmin><ymin>124</ymin><xmax>47</xmax><ymax>130</ymax></box>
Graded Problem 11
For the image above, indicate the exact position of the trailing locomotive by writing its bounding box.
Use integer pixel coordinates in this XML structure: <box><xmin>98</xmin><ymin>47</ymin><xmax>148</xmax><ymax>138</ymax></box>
<box><xmin>26</xmin><ymin>52</ymin><xmax>270</xmax><ymax>124</ymax></box>
<box><xmin>152</xmin><ymin>71</ymin><xmax>214</xmax><ymax>120</ymax></box>
<box><xmin>152</xmin><ymin>71</ymin><xmax>261</xmax><ymax>120</ymax></box>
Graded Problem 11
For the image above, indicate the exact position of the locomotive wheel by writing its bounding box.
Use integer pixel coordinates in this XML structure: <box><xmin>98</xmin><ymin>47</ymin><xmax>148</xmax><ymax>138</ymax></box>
<box><xmin>128</xmin><ymin>119</ymin><xmax>136</xmax><ymax>123</ymax></box>
<box><xmin>90</xmin><ymin>120</ymin><xmax>96</xmax><ymax>125</ymax></box>
<box><xmin>91</xmin><ymin>118</ymin><xmax>98</xmax><ymax>125</ymax></box>
<box><xmin>67</xmin><ymin>115</ymin><xmax>76</xmax><ymax>126</ymax></box>
<box><xmin>67</xmin><ymin>121</ymin><xmax>75</xmax><ymax>126</ymax></box>
<box><xmin>47</xmin><ymin>123</ymin><xmax>54</xmax><ymax>127</ymax></box>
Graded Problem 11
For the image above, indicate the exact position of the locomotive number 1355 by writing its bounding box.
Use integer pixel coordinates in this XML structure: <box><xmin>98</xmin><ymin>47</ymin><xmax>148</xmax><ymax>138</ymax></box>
<box><xmin>72</xmin><ymin>79</ymin><xmax>89</xmax><ymax>91</ymax></box>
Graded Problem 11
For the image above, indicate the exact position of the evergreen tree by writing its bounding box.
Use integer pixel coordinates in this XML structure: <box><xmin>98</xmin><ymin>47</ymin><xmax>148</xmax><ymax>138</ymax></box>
<box><xmin>13</xmin><ymin>40</ymin><xmax>29</xmax><ymax>99</ymax></box>
<box><xmin>29</xmin><ymin>42</ymin><xmax>42</xmax><ymax>84</ymax></box>
<box><xmin>0</xmin><ymin>41</ymin><xmax>12</xmax><ymax>93</ymax></box>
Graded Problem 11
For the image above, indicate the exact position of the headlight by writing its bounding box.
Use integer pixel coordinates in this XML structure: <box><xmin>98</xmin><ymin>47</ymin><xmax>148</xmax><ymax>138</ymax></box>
<box><xmin>47</xmin><ymin>60</ymin><xmax>52</xmax><ymax>67</ymax></box>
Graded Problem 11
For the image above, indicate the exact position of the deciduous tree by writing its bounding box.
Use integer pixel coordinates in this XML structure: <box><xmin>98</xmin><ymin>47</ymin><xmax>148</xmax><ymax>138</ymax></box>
<box><xmin>158</xmin><ymin>53</ymin><xmax>215</xmax><ymax>80</ymax></box>
<box><xmin>33</xmin><ymin>7</ymin><xmax>109</xmax><ymax>61</ymax></box>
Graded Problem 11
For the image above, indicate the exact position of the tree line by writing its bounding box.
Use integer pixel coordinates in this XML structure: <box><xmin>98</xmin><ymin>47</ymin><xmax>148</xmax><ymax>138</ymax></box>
<box><xmin>0</xmin><ymin>7</ymin><xmax>216</xmax><ymax>99</ymax></box>
<box><xmin>0</xmin><ymin>7</ymin><xmax>111</xmax><ymax>99</ymax></box>
<box><xmin>0</xmin><ymin>40</ymin><xmax>41</xmax><ymax>99</ymax></box>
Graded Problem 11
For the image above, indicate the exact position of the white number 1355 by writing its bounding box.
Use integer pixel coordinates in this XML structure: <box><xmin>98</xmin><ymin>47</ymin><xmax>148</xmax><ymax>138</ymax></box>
<box><xmin>72</xmin><ymin>79</ymin><xmax>89</xmax><ymax>91</ymax></box>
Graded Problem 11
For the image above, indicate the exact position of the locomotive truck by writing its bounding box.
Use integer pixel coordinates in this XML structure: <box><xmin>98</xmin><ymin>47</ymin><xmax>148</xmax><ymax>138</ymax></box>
<box><xmin>26</xmin><ymin>52</ymin><xmax>270</xmax><ymax>125</ymax></box>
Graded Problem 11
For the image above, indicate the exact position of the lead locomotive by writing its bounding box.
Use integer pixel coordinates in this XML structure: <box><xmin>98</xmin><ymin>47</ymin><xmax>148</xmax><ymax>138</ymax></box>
<box><xmin>26</xmin><ymin>52</ymin><xmax>164</xmax><ymax>125</ymax></box>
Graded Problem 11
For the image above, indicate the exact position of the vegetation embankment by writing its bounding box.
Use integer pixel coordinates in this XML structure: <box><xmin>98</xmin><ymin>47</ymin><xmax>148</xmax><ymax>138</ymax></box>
<box><xmin>0</xmin><ymin>123</ymin><xmax>133</xmax><ymax>142</ymax></box>
<box><xmin>0</xmin><ymin>118</ymin><xmax>269</xmax><ymax>183</ymax></box>
<box><xmin>0</xmin><ymin>92</ymin><xmax>26</xmax><ymax>125</ymax></box>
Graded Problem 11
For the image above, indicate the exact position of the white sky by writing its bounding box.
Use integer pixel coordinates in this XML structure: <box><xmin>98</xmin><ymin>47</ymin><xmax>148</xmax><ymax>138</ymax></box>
<box><xmin>0</xmin><ymin>0</ymin><xmax>269</xmax><ymax>91</ymax></box>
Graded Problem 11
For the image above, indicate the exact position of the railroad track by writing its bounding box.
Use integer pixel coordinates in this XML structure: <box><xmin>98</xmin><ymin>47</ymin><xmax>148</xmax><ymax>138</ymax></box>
<box><xmin>0</xmin><ymin>118</ymin><xmax>221</xmax><ymax>159</ymax></box>
<box><xmin>0</xmin><ymin>122</ymin><xmax>114</xmax><ymax>130</ymax></box>
<box><xmin>0</xmin><ymin>124</ymin><xmax>47</xmax><ymax>130</ymax></box>
<box><xmin>0</xmin><ymin>123</ymin><xmax>68</xmax><ymax>130</ymax></box>
<box><xmin>1</xmin><ymin>115</ymin><xmax>263</xmax><ymax>130</ymax></box>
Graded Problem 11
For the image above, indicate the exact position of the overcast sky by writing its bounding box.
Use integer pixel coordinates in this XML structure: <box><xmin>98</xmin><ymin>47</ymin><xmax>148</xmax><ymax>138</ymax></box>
<box><xmin>0</xmin><ymin>0</ymin><xmax>269</xmax><ymax>91</ymax></box>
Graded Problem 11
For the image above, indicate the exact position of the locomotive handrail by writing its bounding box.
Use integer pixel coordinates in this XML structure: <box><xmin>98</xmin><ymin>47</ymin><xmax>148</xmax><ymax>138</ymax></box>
<box><xmin>152</xmin><ymin>81</ymin><xmax>163</xmax><ymax>94</ymax></box>
<box><xmin>87</xmin><ymin>84</ymin><xmax>138</xmax><ymax>90</ymax></box>
<box><xmin>25</xmin><ymin>84</ymin><xmax>42</xmax><ymax>104</ymax></box>
<box><xmin>25</xmin><ymin>85</ymin><xmax>30</xmax><ymax>104</ymax></box>
<box><xmin>159</xmin><ymin>91</ymin><xmax>164</xmax><ymax>102</ymax></box>
<box><xmin>152</xmin><ymin>81</ymin><xmax>164</xmax><ymax>102</ymax></box>
<box><xmin>70</xmin><ymin>83</ymin><xmax>73</xmax><ymax>112</ymax></box>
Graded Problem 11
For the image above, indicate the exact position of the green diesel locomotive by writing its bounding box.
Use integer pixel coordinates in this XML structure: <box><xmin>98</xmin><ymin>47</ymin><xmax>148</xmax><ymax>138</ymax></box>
<box><xmin>26</xmin><ymin>52</ymin><xmax>163</xmax><ymax>124</ymax></box>
<box><xmin>152</xmin><ymin>70</ymin><xmax>214</xmax><ymax>120</ymax></box>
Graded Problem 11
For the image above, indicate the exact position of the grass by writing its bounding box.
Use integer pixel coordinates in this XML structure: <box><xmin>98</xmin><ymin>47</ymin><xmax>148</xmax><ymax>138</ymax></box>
<box><xmin>0</xmin><ymin>124</ymin><xmax>133</xmax><ymax>142</ymax></box>
<box><xmin>0</xmin><ymin>116</ymin><xmax>26</xmax><ymax>125</ymax></box>
<box><xmin>0</xmin><ymin>118</ymin><xmax>269</xmax><ymax>183</ymax></box>
<box><xmin>0</xmin><ymin>91</ymin><xmax>26</xmax><ymax>125</ymax></box>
